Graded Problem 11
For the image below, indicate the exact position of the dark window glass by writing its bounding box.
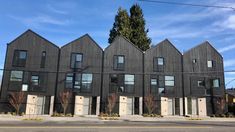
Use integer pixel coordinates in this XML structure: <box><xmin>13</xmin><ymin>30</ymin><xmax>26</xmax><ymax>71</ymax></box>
<box><xmin>212</xmin><ymin>79</ymin><xmax>220</xmax><ymax>88</ymax></box>
<box><xmin>124</xmin><ymin>74</ymin><xmax>134</xmax><ymax>93</ymax></box>
<box><xmin>74</xmin><ymin>74</ymin><xmax>81</xmax><ymax>90</ymax></box>
<box><xmin>114</xmin><ymin>55</ymin><xmax>124</xmax><ymax>70</ymax></box>
<box><xmin>197</xmin><ymin>80</ymin><xmax>205</xmax><ymax>87</ymax></box>
<box><xmin>10</xmin><ymin>71</ymin><xmax>23</xmax><ymax>81</ymax></box>
<box><xmin>153</xmin><ymin>57</ymin><xmax>164</xmax><ymax>72</ymax></box>
<box><xmin>13</xmin><ymin>50</ymin><xmax>27</xmax><ymax>67</ymax></box>
<box><xmin>65</xmin><ymin>73</ymin><xmax>73</xmax><ymax>89</ymax></box>
<box><xmin>40</xmin><ymin>51</ymin><xmax>46</xmax><ymax>68</ymax></box>
<box><xmin>31</xmin><ymin>75</ymin><xmax>39</xmax><ymax>86</ymax></box>
<box><xmin>81</xmin><ymin>74</ymin><xmax>92</xmax><ymax>92</ymax></box>
<box><xmin>150</xmin><ymin>78</ymin><xmax>157</xmax><ymax>93</ymax></box>
<box><xmin>158</xmin><ymin>88</ymin><xmax>165</xmax><ymax>94</ymax></box>
<box><xmin>71</xmin><ymin>53</ymin><xmax>82</xmax><ymax>68</ymax></box>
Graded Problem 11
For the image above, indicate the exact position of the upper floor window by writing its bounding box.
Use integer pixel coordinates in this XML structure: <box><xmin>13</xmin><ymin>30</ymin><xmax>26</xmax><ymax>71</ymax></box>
<box><xmin>192</xmin><ymin>59</ymin><xmax>197</xmax><ymax>64</ymax></box>
<box><xmin>197</xmin><ymin>80</ymin><xmax>205</xmax><ymax>87</ymax></box>
<box><xmin>150</xmin><ymin>78</ymin><xmax>157</xmax><ymax>93</ymax></box>
<box><xmin>153</xmin><ymin>57</ymin><xmax>164</xmax><ymax>72</ymax></box>
<box><xmin>65</xmin><ymin>73</ymin><xmax>92</xmax><ymax>92</ymax></box>
<box><xmin>207</xmin><ymin>60</ymin><xmax>215</xmax><ymax>68</ymax></box>
<box><xmin>10</xmin><ymin>71</ymin><xmax>23</xmax><ymax>81</ymax></box>
<box><xmin>40</xmin><ymin>51</ymin><xmax>46</xmax><ymax>68</ymax></box>
<box><xmin>31</xmin><ymin>75</ymin><xmax>39</xmax><ymax>86</ymax></box>
<box><xmin>124</xmin><ymin>74</ymin><xmax>134</xmax><ymax>93</ymax></box>
<box><xmin>81</xmin><ymin>74</ymin><xmax>92</xmax><ymax>92</ymax></box>
<box><xmin>65</xmin><ymin>73</ymin><xmax>73</xmax><ymax>89</ymax></box>
<box><xmin>114</xmin><ymin>55</ymin><xmax>124</xmax><ymax>70</ymax></box>
<box><xmin>12</xmin><ymin>50</ymin><xmax>27</xmax><ymax>67</ymax></box>
<box><xmin>71</xmin><ymin>53</ymin><xmax>83</xmax><ymax>69</ymax></box>
<box><xmin>212</xmin><ymin>79</ymin><xmax>220</xmax><ymax>88</ymax></box>
<box><xmin>165</xmin><ymin>76</ymin><xmax>174</xmax><ymax>86</ymax></box>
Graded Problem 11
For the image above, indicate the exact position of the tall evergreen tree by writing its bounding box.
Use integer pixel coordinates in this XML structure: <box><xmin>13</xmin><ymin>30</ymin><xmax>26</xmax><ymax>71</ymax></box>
<box><xmin>108</xmin><ymin>8</ymin><xmax>131</xmax><ymax>44</ymax></box>
<box><xmin>130</xmin><ymin>4</ymin><xmax>151</xmax><ymax>51</ymax></box>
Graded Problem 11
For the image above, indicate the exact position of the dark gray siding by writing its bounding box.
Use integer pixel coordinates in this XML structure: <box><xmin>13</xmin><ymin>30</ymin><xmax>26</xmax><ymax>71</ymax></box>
<box><xmin>144</xmin><ymin>39</ymin><xmax>183</xmax><ymax>97</ymax></box>
<box><xmin>183</xmin><ymin>41</ymin><xmax>225</xmax><ymax>115</ymax></box>
<box><xmin>0</xmin><ymin>30</ymin><xmax>59</xmax><ymax>112</ymax></box>
<box><xmin>102</xmin><ymin>36</ymin><xmax>143</xmax><ymax>112</ymax></box>
<box><xmin>56</xmin><ymin>34</ymin><xmax>103</xmax><ymax>113</ymax></box>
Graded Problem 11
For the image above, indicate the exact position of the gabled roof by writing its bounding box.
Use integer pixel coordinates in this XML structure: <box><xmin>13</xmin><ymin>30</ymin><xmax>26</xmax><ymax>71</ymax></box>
<box><xmin>104</xmin><ymin>35</ymin><xmax>143</xmax><ymax>53</ymax></box>
<box><xmin>8</xmin><ymin>29</ymin><xmax>59</xmax><ymax>49</ymax></box>
<box><xmin>146</xmin><ymin>39</ymin><xmax>182</xmax><ymax>55</ymax></box>
<box><xmin>184</xmin><ymin>41</ymin><xmax>223</xmax><ymax>59</ymax></box>
<box><xmin>61</xmin><ymin>34</ymin><xmax>103</xmax><ymax>51</ymax></box>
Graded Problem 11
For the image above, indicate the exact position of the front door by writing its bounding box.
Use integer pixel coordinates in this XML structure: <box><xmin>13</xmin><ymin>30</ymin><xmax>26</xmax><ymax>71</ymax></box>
<box><xmin>168</xmin><ymin>98</ymin><xmax>173</xmax><ymax>115</ymax></box>
<box><xmin>127</xmin><ymin>97</ymin><xmax>133</xmax><ymax>115</ymax></box>
<box><xmin>83</xmin><ymin>97</ymin><xmax>90</xmax><ymax>115</ymax></box>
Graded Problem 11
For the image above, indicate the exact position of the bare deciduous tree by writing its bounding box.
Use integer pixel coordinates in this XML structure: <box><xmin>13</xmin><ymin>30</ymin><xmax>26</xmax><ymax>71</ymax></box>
<box><xmin>107</xmin><ymin>93</ymin><xmax>117</xmax><ymax>115</ymax></box>
<box><xmin>217</xmin><ymin>97</ymin><xmax>225</xmax><ymax>114</ymax></box>
<box><xmin>144</xmin><ymin>91</ymin><xmax>155</xmax><ymax>114</ymax></box>
<box><xmin>9</xmin><ymin>91</ymin><xmax>25</xmax><ymax>115</ymax></box>
<box><xmin>59</xmin><ymin>90</ymin><xmax>72</xmax><ymax>115</ymax></box>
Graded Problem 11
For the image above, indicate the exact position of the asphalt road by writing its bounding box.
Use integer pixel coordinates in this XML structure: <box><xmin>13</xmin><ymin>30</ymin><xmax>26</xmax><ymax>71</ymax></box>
<box><xmin>0</xmin><ymin>121</ymin><xmax>234</xmax><ymax>132</ymax></box>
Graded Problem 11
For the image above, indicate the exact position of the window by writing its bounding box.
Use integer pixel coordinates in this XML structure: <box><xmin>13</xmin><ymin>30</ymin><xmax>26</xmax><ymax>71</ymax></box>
<box><xmin>65</xmin><ymin>73</ymin><xmax>73</xmax><ymax>89</ymax></box>
<box><xmin>40</xmin><ymin>51</ymin><xmax>46</xmax><ymax>68</ymax></box>
<box><xmin>114</xmin><ymin>55</ymin><xmax>124</xmax><ymax>70</ymax></box>
<box><xmin>207</xmin><ymin>60</ymin><xmax>213</xmax><ymax>68</ymax></box>
<box><xmin>153</xmin><ymin>57</ymin><xmax>164</xmax><ymax>71</ymax></box>
<box><xmin>165</xmin><ymin>76</ymin><xmax>174</xmax><ymax>86</ymax></box>
<box><xmin>110</xmin><ymin>74</ymin><xmax>124</xmax><ymax>93</ymax></box>
<box><xmin>193</xmin><ymin>59</ymin><xmax>197</xmax><ymax>64</ymax></box>
<box><xmin>124</xmin><ymin>74</ymin><xmax>134</xmax><ymax>93</ymax></box>
<box><xmin>212</xmin><ymin>79</ymin><xmax>220</xmax><ymax>87</ymax></box>
<box><xmin>31</xmin><ymin>75</ymin><xmax>39</xmax><ymax>86</ymax></box>
<box><xmin>13</xmin><ymin>50</ymin><xmax>27</xmax><ymax>67</ymax></box>
<box><xmin>22</xmin><ymin>84</ymin><xmax>28</xmax><ymax>91</ymax></box>
<box><xmin>71</xmin><ymin>53</ymin><xmax>82</xmax><ymax>68</ymax></box>
<box><xmin>157</xmin><ymin>58</ymin><xmax>164</xmax><ymax>65</ymax></box>
<box><xmin>197</xmin><ymin>80</ymin><xmax>205</xmax><ymax>87</ymax></box>
<box><xmin>150</xmin><ymin>78</ymin><xmax>157</xmax><ymax>93</ymax></box>
<box><xmin>81</xmin><ymin>74</ymin><xmax>92</xmax><ymax>92</ymax></box>
<box><xmin>10</xmin><ymin>71</ymin><xmax>23</xmax><ymax>81</ymax></box>
<box><xmin>74</xmin><ymin>74</ymin><xmax>81</xmax><ymax>90</ymax></box>
<box><xmin>158</xmin><ymin>88</ymin><xmax>165</xmax><ymax>94</ymax></box>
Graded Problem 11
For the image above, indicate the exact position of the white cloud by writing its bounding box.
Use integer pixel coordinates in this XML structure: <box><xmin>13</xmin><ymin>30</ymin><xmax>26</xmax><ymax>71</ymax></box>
<box><xmin>224</xmin><ymin>59</ymin><xmax>235</xmax><ymax>67</ymax></box>
<box><xmin>8</xmin><ymin>15</ymin><xmax>71</xmax><ymax>27</ymax></box>
<box><xmin>47</xmin><ymin>4</ymin><xmax>68</xmax><ymax>14</ymax></box>
<box><xmin>218</xmin><ymin>44</ymin><xmax>235</xmax><ymax>53</ymax></box>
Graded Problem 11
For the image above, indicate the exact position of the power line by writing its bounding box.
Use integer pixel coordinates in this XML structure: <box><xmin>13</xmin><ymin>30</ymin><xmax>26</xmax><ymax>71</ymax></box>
<box><xmin>138</xmin><ymin>0</ymin><xmax>235</xmax><ymax>11</ymax></box>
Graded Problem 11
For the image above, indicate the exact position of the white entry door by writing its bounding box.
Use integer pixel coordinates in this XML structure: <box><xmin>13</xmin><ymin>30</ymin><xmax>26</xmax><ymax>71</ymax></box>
<box><xmin>36</xmin><ymin>96</ymin><xmax>45</xmax><ymax>115</ymax></box>
<box><xmin>127</xmin><ymin>97</ymin><xmax>134</xmax><ymax>115</ymax></box>
<box><xmin>191</xmin><ymin>98</ymin><xmax>198</xmax><ymax>115</ymax></box>
<box><xmin>83</xmin><ymin>97</ymin><xmax>90</xmax><ymax>115</ymax></box>
<box><xmin>168</xmin><ymin>98</ymin><xmax>173</xmax><ymax>115</ymax></box>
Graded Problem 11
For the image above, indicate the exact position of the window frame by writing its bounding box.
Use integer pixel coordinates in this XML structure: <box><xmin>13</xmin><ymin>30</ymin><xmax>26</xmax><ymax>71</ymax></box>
<box><xmin>207</xmin><ymin>60</ymin><xmax>213</xmax><ymax>68</ymax></box>
<box><xmin>124</xmin><ymin>74</ymin><xmax>135</xmax><ymax>93</ymax></box>
<box><xmin>212</xmin><ymin>78</ymin><xmax>220</xmax><ymax>88</ymax></box>
<box><xmin>197</xmin><ymin>80</ymin><xmax>205</xmax><ymax>87</ymax></box>
<box><xmin>40</xmin><ymin>51</ymin><xmax>46</xmax><ymax>68</ymax></box>
<box><xmin>10</xmin><ymin>70</ymin><xmax>23</xmax><ymax>82</ymax></box>
<box><xmin>70</xmin><ymin>53</ymin><xmax>83</xmax><ymax>69</ymax></box>
<box><xmin>12</xmin><ymin>50</ymin><xmax>27</xmax><ymax>67</ymax></box>
<box><xmin>31</xmin><ymin>75</ymin><xmax>40</xmax><ymax>86</ymax></box>
<box><xmin>113</xmin><ymin>55</ymin><xmax>125</xmax><ymax>71</ymax></box>
<box><xmin>165</xmin><ymin>75</ymin><xmax>175</xmax><ymax>87</ymax></box>
<box><xmin>153</xmin><ymin>57</ymin><xmax>164</xmax><ymax>72</ymax></box>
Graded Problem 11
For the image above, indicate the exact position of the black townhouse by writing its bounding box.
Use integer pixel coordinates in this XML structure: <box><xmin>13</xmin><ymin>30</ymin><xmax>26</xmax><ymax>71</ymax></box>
<box><xmin>183</xmin><ymin>41</ymin><xmax>225</xmax><ymax>116</ymax></box>
<box><xmin>0</xmin><ymin>30</ymin><xmax>59</xmax><ymax>115</ymax></box>
<box><xmin>55</xmin><ymin>34</ymin><xmax>103</xmax><ymax>115</ymax></box>
<box><xmin>144</xmin><ymin>39</ymin><xmax>183</xmax><ymax>116</ymax></box>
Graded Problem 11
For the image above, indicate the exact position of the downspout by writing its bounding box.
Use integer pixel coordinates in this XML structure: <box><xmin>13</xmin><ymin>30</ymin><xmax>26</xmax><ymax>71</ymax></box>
<box><xmin>53</xmin><ymin>48</ymin><xmax>61</xmax><ymax>114</ymax></box>
<box><xmin>181</xmin><ymin>52</ymin><xmax>185</xmax><ymax>116</ymax></box>
<box><xmin>142</xmin><ymin>51</ymin><xmax>145</xmax><ymax>115</ymax></box>
<box><xmin>100</xmin><ymin>50</ymin><xmax>104</xmax><ymax>113</ymax></box>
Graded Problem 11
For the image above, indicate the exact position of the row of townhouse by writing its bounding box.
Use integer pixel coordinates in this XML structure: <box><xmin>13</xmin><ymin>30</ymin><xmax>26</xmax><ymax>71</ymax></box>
<box><xmin>0</xmin><ymin>30</ymin><xmax>225</xmax><ymax>116</ymax></box>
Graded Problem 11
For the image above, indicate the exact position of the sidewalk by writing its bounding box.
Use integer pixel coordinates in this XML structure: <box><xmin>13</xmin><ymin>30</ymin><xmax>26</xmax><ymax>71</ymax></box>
<box><xmin>0</xmin><ymin>114</ymin><xmax>235</xmax><ymax>122</ymax></box>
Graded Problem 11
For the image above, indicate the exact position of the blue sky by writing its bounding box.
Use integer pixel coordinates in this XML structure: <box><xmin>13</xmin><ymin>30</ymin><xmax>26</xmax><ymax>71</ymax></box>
<box><xmin>0</xmin><ymin>0</ymin><xmax>235</xmax><ymax>88</ymax></box>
